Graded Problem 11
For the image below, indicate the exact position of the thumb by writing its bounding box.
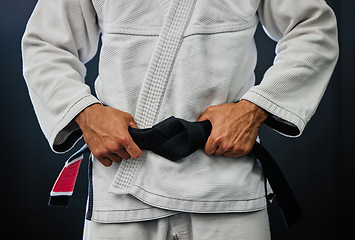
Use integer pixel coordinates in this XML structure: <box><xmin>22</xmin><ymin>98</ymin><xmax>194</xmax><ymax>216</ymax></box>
<box><xmin>125</xmin><ymin>113</ymin><xmax>138</xmax><ymax>128</ymax></box>
<box><xmin>128</xmin><ymin>119</ymin><xmax>138</xmax><ymax>129</ymax></box>
<box><xmin>198</xmin><ymin>111</ymin><xmax>209</xmax><ymax>122</ymax></box>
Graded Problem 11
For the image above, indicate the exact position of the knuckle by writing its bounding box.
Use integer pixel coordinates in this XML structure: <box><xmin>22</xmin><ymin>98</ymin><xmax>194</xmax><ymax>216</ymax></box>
<box><xmin>211</xmin><ymin>136</ymin><xmax>222</xmax><ymax>145</ymax></box>
<box><xmin>244</xmin><ymin>145</ymin><xmax>253</xmax><ymax>154</ymax></box>
<box><xmin>107</xmin><ymin>141</ymin><xmax>120</xmax><ymax>152</ymax></box>
<box><xmin>117</xmin><ymin>136</ymin><xmax>129</xmax><ymax>147</ymax></box>
<box><xmin>210</xmin><ymin>132</ymin><xmax>223</xmax><ymax>143</ymax></box>
<box><xmin>92</xmin><ymin>148</ymin><xmax>106</xmax><ymax>159</ymax></box>
<box><xmin>233</xmin><ymin>146</ymin><xmax>251</xmax><ymax>155</ymax></box>
<box><xmin>240</xmin><ymin>149</ymin><xmax>248</xmax><ymax>155</ymax></box>
<box><xmin>233</xmin><ymin>146</ymin><xmax>243</xmax><ymax>154</ymax></box>
<box><xmin>221</xmin><ymin>143</ymin><xmax>233</xmax><ymax>151</ymax></box>
<box><xmin>102</xmin><ymin>146</ymin><xmax>112</xmax><ymax>155</ymax></box>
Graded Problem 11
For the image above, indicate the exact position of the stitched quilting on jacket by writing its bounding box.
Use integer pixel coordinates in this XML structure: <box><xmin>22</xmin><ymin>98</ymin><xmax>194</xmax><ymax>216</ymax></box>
<box><xmin>22</xmin><ymin>0</ymin><xmax>338</xmax><ymax>223</ymax></box>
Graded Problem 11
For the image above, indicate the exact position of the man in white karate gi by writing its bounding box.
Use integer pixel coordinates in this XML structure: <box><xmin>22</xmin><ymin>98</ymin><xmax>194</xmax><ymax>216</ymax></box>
<box><xmin>22</xmin><ymin>0</ymin><xmax>338</xmax><ymax>239</ymax></box>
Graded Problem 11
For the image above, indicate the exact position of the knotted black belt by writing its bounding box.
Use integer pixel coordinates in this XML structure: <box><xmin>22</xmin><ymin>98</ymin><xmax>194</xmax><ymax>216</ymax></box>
<box><xmin>49</xmin><ymin>116</ymin><xmax>303</xmax><ymax>228</ymax></box>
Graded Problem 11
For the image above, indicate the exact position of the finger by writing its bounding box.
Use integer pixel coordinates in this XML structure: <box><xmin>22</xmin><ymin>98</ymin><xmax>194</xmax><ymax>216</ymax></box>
<box><xmin>214</xmin><ymin>146</ymin><xmax>226</xmax><ymax>156</ymax></box>
<box><xmin>128</xmin><ymin>120</ymin><xmax>138</xmax><ymax>129</ymax></box>
<box><xmin>233</xmin><ymin>153</ymin><xmax>244</xmax><ymax>158</ymax></box>
<box><xmin>98</xmin><ymin>157</ymin><xmax>113</xmax><ymax>167</ymax></box>
<box><xmin>106</xmin><ymin>153</ymin><xmax>123</xmax><ymax>163</ymax></box>
<box><xmin>126</xmin><ymin>115</ymin><xmax>139</xmax><ymax>129</ymax></box>
<box><xmin>231</xmin><ymin>146</ymin><xmax>252</xmax><ymax>158</ymax></box>
<box><xmin>204</xmin><ymin>136</ymin><xmax>218</xmax><ymax>156</ymax></box>
<box><xmin>198</xmin><ymin>105</ymin><xmax>215</xmax><ymax>122</ymax></box>
<box><xmin>114</xmin><ymin>148</ymin><xmax>131</xmax><ymax>160</ymax></box>
<box><xmin>223</xmin><ymin>150</ymin><xmax>235</xmax><ymax>157</ymax></box>
<box><xmin>124</xmin><ymin>135</ymin><xmax>142</xmax><ymax>159</ymax></box>
<box><xmin>211</xmin><ymin>134</ymin><xmax>234</xmax><ymax>156</ymax></box>
<box><xmin>198</xmin><ymin>113</ymin><xmax>208</xmax><ymax>122</ymax></box>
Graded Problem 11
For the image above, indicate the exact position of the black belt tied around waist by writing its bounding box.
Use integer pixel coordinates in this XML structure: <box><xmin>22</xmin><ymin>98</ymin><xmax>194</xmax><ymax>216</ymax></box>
<box><xmin>49</xmin><ymin>116</ymin><xmax>303</xmax><ymax>228</ymax></box>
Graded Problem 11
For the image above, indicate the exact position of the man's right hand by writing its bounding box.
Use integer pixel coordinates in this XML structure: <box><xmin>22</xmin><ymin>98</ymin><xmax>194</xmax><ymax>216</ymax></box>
<box><xmin>74</xmin><ymin>104</ymin><xmax>142</xmax><ymax>167</ymax></box>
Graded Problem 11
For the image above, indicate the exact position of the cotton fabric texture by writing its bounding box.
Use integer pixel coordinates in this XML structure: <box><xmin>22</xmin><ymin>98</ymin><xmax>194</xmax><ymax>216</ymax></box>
<box><xmin>83</xmin><ymin>209</ymin><xmax>271</xmax><ymax>240</ymax></box>
<box><xmin>22</xmin><ymin>0</ymin><xmax>338</xmax><ymax>223</ymax></box>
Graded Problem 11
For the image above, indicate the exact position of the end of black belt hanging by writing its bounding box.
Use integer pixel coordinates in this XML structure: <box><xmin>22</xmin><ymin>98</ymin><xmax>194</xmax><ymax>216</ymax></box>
<box><xmin>48</xmin><ymin>195</ymin><xmax>70</xmax><ymax>207</ymax></box>
<box><xmin>48</xmin><ymin>144</ymin><xmax>90</xmax><ymax>208</ymax></box>
<box><xmin>279</xmin><ymin>196</ymin><xmax>304</xmax><ymax>229</ymax></box>
<box><xmin>252</xmin><ymin>142</ymin><xmax>303</xmax><ymax>229</ymax></box>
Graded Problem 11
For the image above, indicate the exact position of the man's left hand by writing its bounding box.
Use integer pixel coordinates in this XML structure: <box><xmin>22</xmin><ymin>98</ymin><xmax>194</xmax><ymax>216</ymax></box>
<box><xmin>198</xmin><ymin>100</ymin><xmax>268</xmax><ymax>158</ymax></box>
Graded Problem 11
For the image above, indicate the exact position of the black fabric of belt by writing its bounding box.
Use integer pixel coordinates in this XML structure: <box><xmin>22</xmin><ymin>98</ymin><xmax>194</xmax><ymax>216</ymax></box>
<box><xmin>49</xmin><ymin>116</ymin><xmax>302</xmax><ymax>228</ymax></box>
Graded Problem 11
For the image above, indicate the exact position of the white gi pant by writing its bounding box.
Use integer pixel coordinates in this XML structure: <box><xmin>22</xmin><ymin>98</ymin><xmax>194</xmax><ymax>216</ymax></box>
<box><xmin>83</xmin><ymin>209</ymin><xmax>270</xmax><ymax>240</ymax></box>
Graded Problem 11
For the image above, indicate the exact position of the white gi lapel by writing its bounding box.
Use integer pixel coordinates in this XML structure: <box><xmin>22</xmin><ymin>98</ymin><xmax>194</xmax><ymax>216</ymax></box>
<box><xmin>110</xmin><ymin>0</ymin><xmax>197</xmax><ymax>192</ymax></box>
<box><xmin>135</xmin><ymin>0</ymin><xmax>197</xmax><ymax>129</ymax></box>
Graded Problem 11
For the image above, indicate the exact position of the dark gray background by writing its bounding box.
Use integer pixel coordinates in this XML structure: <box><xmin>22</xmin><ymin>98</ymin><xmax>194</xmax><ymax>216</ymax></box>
<box><xmin>1</xmin><ymin>0</ymin><xmax>354</xmax><ymax>239</ymax></box>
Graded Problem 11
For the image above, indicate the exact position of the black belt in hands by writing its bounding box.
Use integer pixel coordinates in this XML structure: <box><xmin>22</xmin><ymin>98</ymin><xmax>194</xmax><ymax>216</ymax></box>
<box><xmin>49</xmin><ymin>116</ymin><xmax>303</xmax><ymax>228</ymax></box>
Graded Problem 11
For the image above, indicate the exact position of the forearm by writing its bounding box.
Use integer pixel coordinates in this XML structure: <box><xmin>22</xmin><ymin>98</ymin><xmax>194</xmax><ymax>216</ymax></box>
<box><xmin>242</xmin><ymin>0</ymin><xmax>339</xmax><ymax>137</ymax></box>
<box><xmin>22</xmin><ymin>0</ymin><xmax>101</xmax><ymax>152</ymax></box>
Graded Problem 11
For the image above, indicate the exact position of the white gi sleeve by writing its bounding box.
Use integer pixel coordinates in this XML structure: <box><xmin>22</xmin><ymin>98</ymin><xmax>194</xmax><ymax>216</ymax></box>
<box><xmin>22</xmin><ymin>0</ymin><xmax>101</xmax><ymax>152</ymax></box>
<box><xmin>241</xmin><ymin>0</ymin><xmax>339</xmax><ymax>136</ymax></box>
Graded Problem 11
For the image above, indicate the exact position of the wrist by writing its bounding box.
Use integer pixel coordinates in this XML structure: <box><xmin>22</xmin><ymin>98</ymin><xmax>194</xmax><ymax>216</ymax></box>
<box><xmin>74</xmin><ymin>103</ymin><xmax>102</xmax><ymax>128</ymax></box>
<box><xmin>239</xmin><ymin>100</ymin><xmax>268</xmax><ymax>125</ymax></box>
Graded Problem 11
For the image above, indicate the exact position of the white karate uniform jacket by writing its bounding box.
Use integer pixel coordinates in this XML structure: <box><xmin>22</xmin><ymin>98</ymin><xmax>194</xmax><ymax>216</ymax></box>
<box><xmin>22</xmin><ymin>0</ymin><xmax>338</xmax><ymax>223</ymax></box>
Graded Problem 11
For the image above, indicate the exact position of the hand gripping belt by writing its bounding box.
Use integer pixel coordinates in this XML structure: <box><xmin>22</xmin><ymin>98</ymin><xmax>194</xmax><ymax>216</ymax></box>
<box><xmin>49</xmin><ymin>116</ymin><xmax>303</xmax><ymax>228</ymax></box>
